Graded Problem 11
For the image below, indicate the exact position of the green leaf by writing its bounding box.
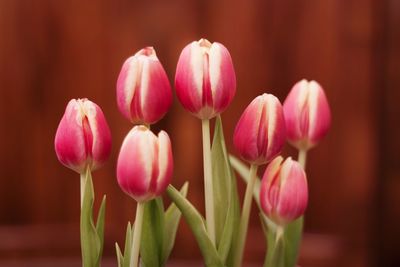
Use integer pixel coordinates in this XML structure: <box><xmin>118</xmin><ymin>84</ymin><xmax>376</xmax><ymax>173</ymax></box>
<box><xmin>80</xmin><ymin>169</ymin><xmax>102</xmax><ymax>267</ymax></box>
<box><xmin>115</xmin><ymin>243</ymin><xmax>124</xmax><ymax>267</ymax></box>
<box><xmin>166</xmin><ymin>185</ymin><xmax>224</xmax><ymax>267</ymax></box>
<box><xmin>220</xmin><ymin>168</ymin><xmax>241</xmax><ymax>266</ymax></box>
<box><xmin>95</xmin><ymin>195</ymin><xmax>106</xmax><ymax>265</ymax></box>
<box><xmin>211</xmin><ymin>116</ymin><xmax>233</xmax><ymax>251</ymax></box>
<box><xmin>162</xmin><ymin>182</ymin><xmax>189</xmax><ymax>265</ymax></box>
<box><xmin>140</xmin><ymin>198</ymin><xmax>165</xmax><ymax>267</ymax></box>
<box><xmin>283</xmin><ymin>217</ymin><xmax>303</xmax><ymax>267</ymax></box>
<box><xmin>122</xmin><ymin>222</ymin><xmax>133</xmax><ymax>267</ymax></box>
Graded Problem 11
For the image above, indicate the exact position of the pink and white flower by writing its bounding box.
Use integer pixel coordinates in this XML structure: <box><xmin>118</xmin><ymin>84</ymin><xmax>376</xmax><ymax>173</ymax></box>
<box><xmin>116</xmin><ymin>126</ymin><xmax>173</xmax><ymax>202</ymax></box>
<box><xmin>260</xmin><ymin>156</ymin><xmax>308</xmax><ymax>225</ymax></box>
<box><xmin>175</xmin><ymin>38</ymin><xmax>236</xmax><ymax>119</ymax></box>
<box><xmin>233</xmin><ymin>93</ymin><xmax>286</xmax><ymax>165</ymax></box>
<box><xmin>283</xmin><ymin>79</ymin><xmax>331</xmax><ymax>150</ymax></box>
<box><xmin>54</xmin><ymin>98</ymin><xmax>112</xmax><ymax>173</ymax></box>
<box><xmin>117</xmin><ymin>47</ymin><xmax>172</xmax><ymax>124</ymax></box>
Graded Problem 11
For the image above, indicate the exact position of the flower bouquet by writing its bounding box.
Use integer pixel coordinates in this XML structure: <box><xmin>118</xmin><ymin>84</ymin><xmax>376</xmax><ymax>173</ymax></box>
<box><xmin>54</xmin><ymin>38</ymin><xmax>331</xmax><ymax>267</ymax></box>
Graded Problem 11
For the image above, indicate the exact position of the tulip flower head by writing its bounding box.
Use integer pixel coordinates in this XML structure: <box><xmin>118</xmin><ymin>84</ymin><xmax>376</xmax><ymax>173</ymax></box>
<box><xmin>283</xmin><ymin>79</ymin><xmax>331</xmax><ymax>150</ymax></box>
<box><xmin>117</xmin><ymin>126</ymin><xmax>173</xmax><ymax>203</ymax></box>
<box><xmin>260</xmin><ymin>156</ymin><xmax>308</xmax><ymax>225</ymax></box>
<box><xmin>116</xmin><ymin>47</ymin><xmax>172</xmax><ymax>125</ymax></box>
<box><xmin>233</xmin><ymin>93</ymin><xmax>286</xmax><ymax>165</ymax></box>
<box><xmin>55</xmin><ymin>99</ymin><xmax>112</xmax><ymax>173</ymax></box>
<box><xmin>175</xmin><ymin>38</ymin><xmax>236</xmax><ymax>119</ymax></box>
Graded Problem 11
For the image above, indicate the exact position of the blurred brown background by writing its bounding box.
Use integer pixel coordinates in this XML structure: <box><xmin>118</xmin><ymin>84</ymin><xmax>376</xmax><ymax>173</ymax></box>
<box><xmin>1</xmin><ymin>0</ymin><xmax>399</xmax><ymax>266</ymax></box>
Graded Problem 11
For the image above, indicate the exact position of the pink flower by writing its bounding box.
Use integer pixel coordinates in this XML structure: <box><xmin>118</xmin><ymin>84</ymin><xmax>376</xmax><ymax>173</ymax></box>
<box><xmin>283</xmin><ymin>79</ymin><xmax>331</xmax><ymax>150</ymax></box>
<box><xmin>54</xmin><ymin>99</ymin><xmax>112</xmax><ymax>173</ymax></box>
<box><xmin>116</xmin><ymin>47</ymin><xmax>172</xmax><ymax>124</ymax></box>
<box><xmin>116</xmin><ymin>126</ymin><xmax>173</xmax><ymax>202</ymax></box>
<box><xmin>175</xmin><ymin>38</ymin><xmax>236</xmax><ymax>119</ymax></box>
<box><xmin>233</xmin><ymin>94</ymin><xmax>286</xmax><ymax>165</ymax></box>
<box><xmin>260</xmin><ymin>156</ymin><xmax>308</xmax><ymax>225</ymax></box>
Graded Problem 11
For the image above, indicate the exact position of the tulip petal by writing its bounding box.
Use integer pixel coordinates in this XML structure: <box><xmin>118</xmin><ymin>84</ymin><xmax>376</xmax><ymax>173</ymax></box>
<box><xmin>55</xmin><ymin>99</ymin><xmax>87</xmax><ymax>172</ymax></box>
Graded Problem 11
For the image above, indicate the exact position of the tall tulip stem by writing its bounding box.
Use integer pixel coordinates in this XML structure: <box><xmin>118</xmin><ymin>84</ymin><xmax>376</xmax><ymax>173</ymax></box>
<box><xmin>80</xmin><ymin>173</ymin><xmax>86</xmax><ymax>209</ymax></box>
<box><xmin>80</xmin><ymin>167</ymin><xmax>91</xmax><ymax>209</ymax></box>
<box><xmin>202</xmin><ymin>119</ymin><xmax>215</xmax><ymax>245</ymax></box>
<box><xmin>234</xmin><ymin>164</ymin><xmax>259</xmax><ymax>267</ymax></box>
<box><xmin>297</xmin><ymin>149</ymin><xmax>307</xmax><ymax>169</ymax></box>
<box><xmin>130</xmin><ymin>202</ymin><xmax>145</xmax><ymax>267</ymax></box>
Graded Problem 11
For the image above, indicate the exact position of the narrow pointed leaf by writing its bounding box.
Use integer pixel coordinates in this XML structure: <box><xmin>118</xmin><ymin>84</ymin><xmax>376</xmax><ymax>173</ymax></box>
<box><xmin>115</xmin><ymin>243</ymin><xmax>124</xmax><ymax>267</ymax></box>
<box><xmin>166</xmin><ymin>185</ymin><xmax>224</xmax><ymax>267</ymax></box>
<box><xmin>211</xmin><ymin>116</ymin><xmax>233</xmax><ymax>251</ymax></box>
<box><xmin>217</xmin><ymin>169</ymin><xmax>238</xmax><ymax>263</ymax></box>
<box><xmin>122</xmin><ymin>222</ymin><xmax>133</xmax><ymax>267</ymax></box>
<box><xmin>225</xmin><ymin>167</ymin><xmax>241</xmax><ymax>267</ymax></box>
<box><xmin>162</xmin><ymin>182</ymin><xmax>189</xmax><ymax>265</ymax></box>
<box><xmin>95</xmin><ymin>195</ymin><xmax>106</xmax><ymax>265</ymax></box>
<box><xmin>140</xmin><ymin>198</ymin><xmax>165</xmax><ymax>267</ymax></box>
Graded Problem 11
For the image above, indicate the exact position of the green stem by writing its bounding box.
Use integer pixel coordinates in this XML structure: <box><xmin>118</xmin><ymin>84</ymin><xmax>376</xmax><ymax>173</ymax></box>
<box><xmin>202</xmin><ymin>119</ymin><xmax>215</xmax><ymax>245</ymax></box>
<box><xmin>80</xmin><ymin>171</ymin><xmax>87</xmax><ymax>209</ymax></box>
<box><xmin>234</xmin><ymin>164</ymin><xmax>258</xmax><ymax>267</ymax></box>
<box><xmin>130</xmin><ymin>202</ymin><xmax>145</xmax><ymax>267</ymax></box>
<box><xmin>270</xmin><ymin>226</ymin><xmax>285</xmax><ymax>267</ymax></box>
<box><xmin>297</xmin><ymin>149</ymin><xmax>307</xmax><ymax>170</ymax></box>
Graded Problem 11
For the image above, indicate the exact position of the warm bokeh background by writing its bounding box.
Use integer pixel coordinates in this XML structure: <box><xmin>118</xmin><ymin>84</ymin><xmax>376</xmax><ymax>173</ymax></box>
<box><xmin>1</xmin><ymin>0</ymin><xmax>399</xmax><ymax>266</ymax></box>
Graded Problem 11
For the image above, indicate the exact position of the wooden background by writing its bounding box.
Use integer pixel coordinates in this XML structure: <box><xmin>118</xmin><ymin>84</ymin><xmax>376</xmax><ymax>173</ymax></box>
<box><xmin>0</xmin><ymin>0</ymin><xmax>399</xmax><ymax>266</ymax></box>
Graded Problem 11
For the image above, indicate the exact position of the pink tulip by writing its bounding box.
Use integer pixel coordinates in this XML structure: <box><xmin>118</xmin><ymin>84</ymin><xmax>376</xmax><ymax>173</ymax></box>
<box><xmin>55</xmin><ymin>99</ymin><xmax>112</xmax><ymax>173</ymax></box>
<box><xmin>116</xmin><ymin>47</ymin><xmax>172</xmax><ymax>124</ymax></box>
<box><xmin>233</xmin><ymin>93</ymin><xmax>286</xmax><ymax>165</ymax></box>
<box><xmin>117</xmin><ymin>126</ymin><xmax>173</xmax><ymax>202</ymax></box>
<box><xmin>283</xmin><ymin>79</ymin><xmax>331</xmax><ymax>150</ymax></box>
<box><xmin>260</xmin><ymin>156</ymin><xmax>308</xmax><ymax>225</ymax></box>
<box><xmin>175</xmin><ymin>38</ymin><xmax>236</xmax><ymax>119</ymax></box>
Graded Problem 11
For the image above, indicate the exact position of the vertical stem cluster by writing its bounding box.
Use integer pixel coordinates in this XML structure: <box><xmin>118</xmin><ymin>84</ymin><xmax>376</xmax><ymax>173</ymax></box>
<box><xmin>202</xmin><ymin>119</ymin><xmax>216</xmax><ymax>245</ymax></box>
<box><xmin>234</xmin><ymin>164</ymin><xmax>259</xmax><ymax>267</ymax></box>
<box><xmin>130</xmin><ymin>202</ymin><xmax>145</xmax><ymax>267</ymax></box>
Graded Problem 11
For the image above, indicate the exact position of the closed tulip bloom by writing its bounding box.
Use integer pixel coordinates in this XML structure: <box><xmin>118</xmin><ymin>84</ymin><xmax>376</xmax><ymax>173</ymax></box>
<box><xmin>175</xmin><ymin>38</ymin><xmax>236</xmax><ymax>119</ymax></box>
<box><xmin>233</xmin><ymin>93</ymin><xmax>286</xmax><ymax>165</ymax></box>
<box><xmin>283</xmin><ymin>79</ymin><xmax>331</xmax><ymax>150</ymax></box>
<box><xmin>116</xmin><ymin>47</ymin><xmax>172</xmax><ymax>124</ymax></box>
<box><xmin>260</xmin><ymin>156</ymin><xmax>308</xmax><ymax>225</ymax></box>
<box><xmin>55</xmin><ymin>99</ymin><xmax>112</xmax><ymax>173</ymax></box>
<box><xmin>117</xmin><ymin>126</ymin><xmax>173</xmax><ymax>202</ymax></box>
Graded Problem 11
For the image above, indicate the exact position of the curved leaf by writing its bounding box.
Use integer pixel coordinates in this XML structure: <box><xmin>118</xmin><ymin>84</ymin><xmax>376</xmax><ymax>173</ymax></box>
<box><xmin>162</xmin><ymin>182</ymin><xmax>189</xmax><ymax>265</ymax></box>
<box><xmin>166</xmin><ymin>185</ymin><xmax>224</xmax><ymax>267</ymax></box>
<box><xmin>212</xmin><ymin>116</ymin><xmax>233</xmax><ymax>250</ymax></box>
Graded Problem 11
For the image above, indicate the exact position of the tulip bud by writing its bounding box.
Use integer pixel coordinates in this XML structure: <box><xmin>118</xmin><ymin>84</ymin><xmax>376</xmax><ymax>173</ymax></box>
<box><xmin>175</xmin><ymin>38</ymin><xmax>236</xmax><ymax>119</ymax></box>
<box><xmin>260</xmin><ymin>156</ymin><xmax>308</xmax><ymax>225</ymax></box>
<box><xmin>55</xmin><ymin>99</ymin><xmax>112</xmax><ymax>173</ymax></box>
<box><xmin>116</xmin><ymin>47</ymin><xmax>172</xmax><ymax>124</ymax></box>
<box><xmin>233</xmin><ymin>93</ymin><xmax>286</xmax><ymax>165</ymax></box>
<box><xmin>117</xmin><ymin>126</ymin><xmax>173</xmax><ymax>202</ymax></box>
<box><xmin>283</xmin><ymin>79</ymin><xmax>331</xmax><ymax>150</ymax></box>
